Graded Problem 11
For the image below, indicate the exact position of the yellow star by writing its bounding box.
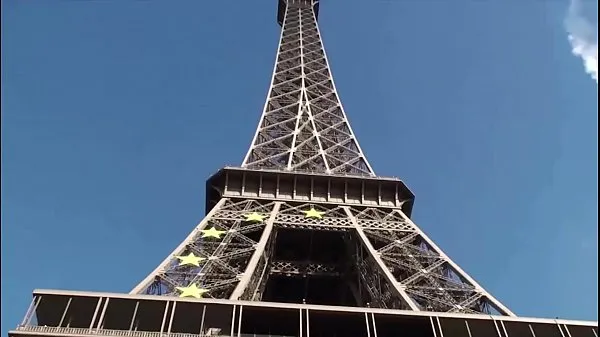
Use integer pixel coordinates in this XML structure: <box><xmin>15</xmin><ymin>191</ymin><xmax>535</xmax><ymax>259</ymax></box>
<box><xmin>174</xmin><ymin>252</ymin><xmax>205</xmax><ymax>267</ymax></box>
<box><xmin>200</xmin><ymin>227</ymin><xmax>228</xmax><ymax>239</ymax></box>
<box><xmin>303</xmin><ymin>208</ymin><xmax>325</xmax><ymax>219</ymax></box>
<box><xmin>245</xmin><ymin>212</ymin><xmax>266</xmax><ymax>222</ymax></box>
<box><xmin>176</xmin><ymin>283</ymin><xmax>209</xmax><ymax>298</ymax></box>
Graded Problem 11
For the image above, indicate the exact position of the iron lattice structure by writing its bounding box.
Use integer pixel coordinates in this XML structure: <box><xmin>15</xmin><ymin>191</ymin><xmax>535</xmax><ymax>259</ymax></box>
<box><xmin>242</xmin><ymin>1</ymin><xmax>373</xmax><ymax>176</ymax></box>
<box><xmin>130</xmin><ymin>0</ymin><xmax>514</xmax><ymax>317</ymax></box>
<box><xmin>9</xmin><ymin>1</ymin><xmax>599</xmax><ymax>336</ymax></box>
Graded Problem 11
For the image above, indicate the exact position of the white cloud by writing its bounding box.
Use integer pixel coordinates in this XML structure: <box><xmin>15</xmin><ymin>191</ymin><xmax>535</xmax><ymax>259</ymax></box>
<box><xmin>565</xmin><ymin>0</ymin><xmax>598</xmax><ymax>83</ymax></box>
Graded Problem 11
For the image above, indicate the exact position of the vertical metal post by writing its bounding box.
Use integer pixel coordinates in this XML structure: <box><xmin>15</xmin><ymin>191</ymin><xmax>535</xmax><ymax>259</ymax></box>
<box><xmin>305</xmin><ymin>308</ymin><xmax>310</xmax><ymax>337</ymax></box>
<box><xmin>364</xmin><ymin>312</ymin><xmax>371</xmax><ymax>337</ymax></box>
<box><xmin>236</xmin><ymin>305</ymin><xmax>243</xmax><ymax>337</ymax></box>
<box><xmin>429</xmin><ymin>317</ymin><xmax>438</xmax><ymax>337</ymax></box>
<box><xmin>199</xmin><ymin>305</ymin><xmax>207</xmax><ymax>335</ymax></box>
<box><xmin>528</xmin><ymin>324</ymin><xmax>537</xmax><ymax>337</ymax></box>
<box><xmin>20</xmin><ymin>296</ymin><xmax>40</xmax><ymax>327</ymax></box>
<box><xmin>360</xmin><ymin>180</ymin><xmax>365</xmax><ymax>204</ymax></box>
<box><xmin>241</xmin><ymin>173</ymin><xmax>246</xmax><ymax>195</ymax></box>
<box><xmin>293</xmin><ymin>176</ymin><xmax>297</xmax><ymax>199</ymax></box>
<box><xmin>491</xmin><ymin>319</ymin><xmax>503</xmax><ymax>337</ymax></box>
<box><xmin>436</xmin><ymin>317</ymin><xmax>445</xmax><ymax>337</ymax></box>
<box><xmin>88</xmin><ymin>297</ymin><xmax>103</xmax><ymax>331</ymax></box>
<box><xmin>464</xmin><ymin>320</ymin><xmax>473</xmax><ymax>337</ymax></box>
<box><xmin>167</xmin><ymin>301</ymin><xmax>177</xmax><ymax>334</ymax></box>
<box><xmin>128</xmin><ymin>301</ymin><xmax>139</xmax><ymax>332</ymax></box>
<box><xmin>58</xmin><ymin>298</ymin><xmax>73</xmax><ymax>328</ymax></box>
<box><xmin>556</xmin><ymin>322</ymin><xmax>567</xmax><ymax>337</ymax></box>
<box><xmin>299</xmin><ymin>308</ymin><xmax>303</xmax><ymax>337</ymax></box>
<box><xmin>229</xmin><ymin>305</ymin><xmax>237</xmax><ymax>337</ymax></box>
<box><xmin>96</xmin><ymin>298</ymin><xmax>110</xmax><ymax>330</ymax></box>
<box><xmin>370</xmin><ymin>313</ymin><xmax>378</xmax><ymax>337</ymax></box>
<box><xmin>500</xmin><ymin>320</ymin><xmax>509</xmax><ymax>337</ymax></box>
<box><xmin>159</xmin><ymin>301</ymin><xmax>170</xmax><ymax>333</ymax></box>
<box><xmin>276</xmin><ymin>174</ymin><xmax>280</xmax><ymax>199</ymax></box>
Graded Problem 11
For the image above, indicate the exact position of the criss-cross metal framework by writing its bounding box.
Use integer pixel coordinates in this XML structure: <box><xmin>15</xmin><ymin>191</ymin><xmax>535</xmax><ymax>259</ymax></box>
<box><xmin>131</xmin><ymin>0</ymin><xmax>515</xmax><ymax>317</ymax></box>
<box><xmin>242</xmin><ymin>0</ymin><xmax>374</xmax><ymax>176</ymax></box>
<box><xmin>7</xmin><ymin>2</ymin><xmax>600</xmax><ymax>337</ymax></box>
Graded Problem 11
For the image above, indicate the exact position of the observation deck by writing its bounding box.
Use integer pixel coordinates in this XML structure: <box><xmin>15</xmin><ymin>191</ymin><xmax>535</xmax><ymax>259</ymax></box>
<box><xmin>9</xmin><ymin>289</ymin><xmax>599</xmax><ymax>337</ymax></box>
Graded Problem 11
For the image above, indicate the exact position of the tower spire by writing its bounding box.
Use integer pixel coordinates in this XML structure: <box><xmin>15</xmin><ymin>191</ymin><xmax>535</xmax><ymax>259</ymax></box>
<box><xmin>242</xmin><ymin>0</ymin><xmax>375</xmax><ymax>176</ymax></box>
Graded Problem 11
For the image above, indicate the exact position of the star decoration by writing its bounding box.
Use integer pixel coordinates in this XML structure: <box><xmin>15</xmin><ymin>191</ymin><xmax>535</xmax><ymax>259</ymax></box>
<box><xmin>176</xmin><ymin>283</ymin><xmax>209</xmax><ymax>298</ymax></box>
<box><xmin>174</xmin><ymin>252</ymin><xmax>205</xmax><ymax>267</ymax></box>
<box><xmin>303</xmin><ymin>208</ymin><xmax>325</xmax><ymax>219</ymax></box>
<box><xmin>200</xmin><ymin>227</ymin><xmax>228</xmax><ymax>239</ymax></box>
<box><xmin>245</xmin><ymin>212</ymin><xmax>266</xmax><ymax>222</ymax></box>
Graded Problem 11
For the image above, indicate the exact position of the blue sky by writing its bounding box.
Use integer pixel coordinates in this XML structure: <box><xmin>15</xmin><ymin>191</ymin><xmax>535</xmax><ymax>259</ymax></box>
<box><xmin>2</xmin><ymin>0</ymin><xmax>597</xmax><ymax>332</ymax></box>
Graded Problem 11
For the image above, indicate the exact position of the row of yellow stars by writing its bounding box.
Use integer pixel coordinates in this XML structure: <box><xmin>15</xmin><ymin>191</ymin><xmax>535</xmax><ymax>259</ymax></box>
<box><xmin>194</xmin><ymin>208</ymin><xmax>326</xmax><ymax>240</ymax></box>
<box><xmin>171</xmin><ymin>208</ymin><xmax>325</xmax><ymax>299</ymax></box>
<box><xmin>245</xmin><ymin>208</ymin><xmax>326</xmax><ymax>222</ymax></box>
<box><xmin>176</xmin><ymin>209</ymin><xmax>326</xmax><ymax>265</ymax></box>
<box><xmin>177</xmin><ymin>208</ymin><xmax>324</xmax><ymax>261</ymax></box>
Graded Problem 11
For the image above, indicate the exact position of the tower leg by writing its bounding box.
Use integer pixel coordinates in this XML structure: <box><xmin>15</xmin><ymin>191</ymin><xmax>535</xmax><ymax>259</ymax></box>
<box><xmin>344</xmin><ymin>206</ymin><xmax>420</xmax><ymax>310</ymax></box>
<box><xmin>230</xmin><ymin>202</ymin><xmax>282</xmax><ymax>300</ymax></box>
<box><xmin>130</xmin><ymin>198</ymin><xmax>280</xmax><ymax>299</ymax></box>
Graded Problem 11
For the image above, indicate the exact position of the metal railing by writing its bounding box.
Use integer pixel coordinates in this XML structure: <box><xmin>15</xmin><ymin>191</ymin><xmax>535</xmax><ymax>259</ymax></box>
<box><xmin>219</xmin><ymin>165</ymin><xmax>397</xmax><ymax>180</ymax></box>
<box><xmin>14</xmin><ymin>325</ymin><xmax>295</xmax><ymax>337</ymax></box>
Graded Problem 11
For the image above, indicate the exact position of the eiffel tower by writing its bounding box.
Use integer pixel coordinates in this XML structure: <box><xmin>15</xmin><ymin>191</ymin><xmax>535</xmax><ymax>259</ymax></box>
<box><xmin>10</xmin><ymin>1</ymin><xmax>598</xmax><ymax>337</ymax></box>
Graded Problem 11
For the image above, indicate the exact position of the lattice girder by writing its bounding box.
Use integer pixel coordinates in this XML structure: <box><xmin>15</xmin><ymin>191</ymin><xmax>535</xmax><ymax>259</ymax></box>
<box><xmin>127</xmin><ymin>0</ymin><xmax>515</xmax><ymax>309</ymax></box>
<box><xmin>348</xmin><ymin>207</ymin><xmax>513</xmax><ymax>315</ymax></box>
<box><xmin>270</xmin><ymin>260</ymin><xmax>340</xmax><ymax>276</ymax></box>
<box><xmin>131</xmin><ymin>197</ymin><xmax>513</xmax><ymax>316</ymax></box>
<box><xmin>14</xmin><ymin>3</ymin><xmax>600</xmax><ymax>337</ymax></box>
<box><xmin>243</xmin><ymin>2</ymin><xmax>374</xmax><ymax>176</ymax></box>
<box><xmin>131</xmin><ymin>199</ymin><xmax>279</xmax><ymax>299</ymax></box>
